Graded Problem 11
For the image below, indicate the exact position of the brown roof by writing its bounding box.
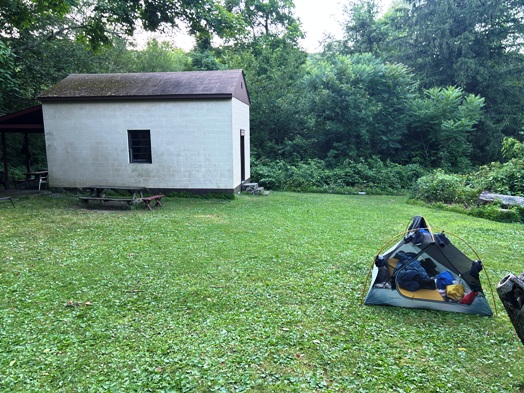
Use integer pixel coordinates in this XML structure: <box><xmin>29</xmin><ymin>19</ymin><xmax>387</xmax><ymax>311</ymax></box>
<box><xmin>39</xmin><ymin>70</ymin><xmax>250</xmax><ymax>106</ymax></box>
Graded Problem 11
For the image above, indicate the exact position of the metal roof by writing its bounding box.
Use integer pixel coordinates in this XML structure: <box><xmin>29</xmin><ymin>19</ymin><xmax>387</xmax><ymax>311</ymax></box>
<box><xmin>39</xmin><ymin>70</ymin><xmax>250</xmax><ymax>106</ymax></box>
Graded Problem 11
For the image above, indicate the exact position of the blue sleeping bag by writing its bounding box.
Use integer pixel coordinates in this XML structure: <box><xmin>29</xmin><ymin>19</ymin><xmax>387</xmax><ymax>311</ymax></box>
<box><xmin>394</xmin><ymin>256</ymin><xmax>436</xmax><ymax>292</ymax></box>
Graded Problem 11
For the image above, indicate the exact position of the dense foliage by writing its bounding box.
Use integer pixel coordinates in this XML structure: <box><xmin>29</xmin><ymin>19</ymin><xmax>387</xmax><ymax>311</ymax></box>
<box><xmin>350</xmin><ymin>0</ymin><xmax>524</xmax><ymax>164</ymax></box>
<box><xmin>252</xmin><ymin>157</ymin><xmax>426</xmax><ymax>194</ymax></box>
<box><xmin>302</xmin><ymin>54</ymin><xmax>416</xmax><ymax>163</ymax></box>
<box><xmin>1</xmin><ymin>0</ymin><xmax>524</xmax><ymax>195</ymax></box>
<box><xmin>403</xmin><ymin>87</ymin><xmax>484</xmax><ymax>171</ymax></box>
<box><xmin>410</xmin><ymin>170</ymin><xmax>480</xmax><ymax>207</ymax></box>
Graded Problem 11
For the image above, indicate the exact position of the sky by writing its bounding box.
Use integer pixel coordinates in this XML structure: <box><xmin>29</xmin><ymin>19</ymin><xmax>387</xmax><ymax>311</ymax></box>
<box><xmin>134</xmin><ymin>0</ymin><xmax>394</xmax><ymax>52</ymax></box>
<box><xmin>295</xmin><ymin>0</ymin><xmax>348</xmax><ymax>52</ymax></box>
<box><xmin>295</xmin><ymin>0</ymin><xmax>394</xmax><ymax>52</ymax></box>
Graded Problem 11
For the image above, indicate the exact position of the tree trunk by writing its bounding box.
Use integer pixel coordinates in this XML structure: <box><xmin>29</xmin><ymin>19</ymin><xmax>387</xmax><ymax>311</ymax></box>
<box><xmin>497</xmin><ymin>273</ymin><xmax>524</xmax><ymax>346</ymax></box>
<box><xmin>479</xmin><ymin>191</ymin><xmax>524</xmax><ymax>207</ymax></box>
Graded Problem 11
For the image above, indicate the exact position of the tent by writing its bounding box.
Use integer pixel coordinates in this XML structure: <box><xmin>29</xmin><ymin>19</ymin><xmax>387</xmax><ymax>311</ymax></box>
<box><xmin>363</xmin><ymin>216</ymin><xmax>495</xmax><ymax>316</ymax></box>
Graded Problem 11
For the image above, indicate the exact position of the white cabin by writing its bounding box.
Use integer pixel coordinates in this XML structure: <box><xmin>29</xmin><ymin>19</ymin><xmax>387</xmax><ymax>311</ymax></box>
<box><xmin>39</xmin><ymin>70</ymin><xmax>250</xmax><ymax>193</ymax></box>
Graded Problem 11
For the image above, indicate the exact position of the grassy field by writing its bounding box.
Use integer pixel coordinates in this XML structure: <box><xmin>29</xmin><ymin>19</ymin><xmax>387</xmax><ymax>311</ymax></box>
<box><xmin>1</xmin><ymin>192</ymin><xmax>523</xmax><ymax>392</ymax></box>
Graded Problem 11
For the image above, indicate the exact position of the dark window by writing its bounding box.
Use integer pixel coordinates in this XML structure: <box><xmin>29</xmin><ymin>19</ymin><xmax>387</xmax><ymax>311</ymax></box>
<box><xmin>128</xmin><ymin>130</ymin><xmax>152</xmax><ymax>163</ymax></box>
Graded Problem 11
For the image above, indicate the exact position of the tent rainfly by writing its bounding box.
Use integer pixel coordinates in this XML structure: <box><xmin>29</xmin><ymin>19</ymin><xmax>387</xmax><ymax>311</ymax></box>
<box><xmin>363</xmin><ymin>216</ymin><xmax>494</xmax><ymax>316</ymax></box>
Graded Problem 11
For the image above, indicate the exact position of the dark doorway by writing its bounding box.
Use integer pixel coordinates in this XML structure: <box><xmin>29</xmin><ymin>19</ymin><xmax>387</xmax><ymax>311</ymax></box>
<box><xmin>240</xmin><ymin>129</ymin><xmax>246</xmax><ymax>181</ymax></box>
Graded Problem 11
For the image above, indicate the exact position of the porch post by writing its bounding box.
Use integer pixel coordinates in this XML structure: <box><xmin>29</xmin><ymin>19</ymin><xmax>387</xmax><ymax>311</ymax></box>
<box><xmin>1</xmin><ymin>132</ymin><xmax>8</xmax><ymax>190</ymax></box>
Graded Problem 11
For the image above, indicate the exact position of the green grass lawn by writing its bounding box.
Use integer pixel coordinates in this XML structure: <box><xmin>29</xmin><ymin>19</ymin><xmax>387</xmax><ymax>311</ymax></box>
<box><xmin>1</xmin><ymin>192</ymin><xmax>523</xmax><ymax>392</ymax></box>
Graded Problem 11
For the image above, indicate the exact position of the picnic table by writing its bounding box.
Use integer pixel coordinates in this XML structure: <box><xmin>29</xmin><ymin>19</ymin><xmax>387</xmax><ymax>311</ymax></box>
<box><xmin>79</xmin><ymin>186</ymin><xmax>164</xmax><ymax>210</ymax></box>
<box><xmin>13</xmin><ymin>170</ymin><xmax>48</xmax><ymax>190</ymax></box>
<box><xmin>79</xmin><ymin>186</ymin><xmax>145</xmax><ymax>206</ymax></box>
<box><xmin>86</xmin><ymin>185</ymin><xmax>145</xmax><ymax>199</ymax></box>
<box><xmin>25</xmin><ymin>170</ymin><xmax>48</xmax><ymax>180</ymax></box>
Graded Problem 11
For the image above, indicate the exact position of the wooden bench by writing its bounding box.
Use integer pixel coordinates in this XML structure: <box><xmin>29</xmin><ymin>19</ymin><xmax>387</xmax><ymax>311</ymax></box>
<box><xmin>79</xmin><ymin>196</ymin><xmax>135</xmax><ymax>206</ymax></box>
<box><xmin>141</xmin><ymin>195</ymin><xmax>164</xmax><ymax>210</ymax></box>
<box><xmin>0</xmin><ymin>197</ymin><xmax>15</xmax><ymax>207</ymax></box>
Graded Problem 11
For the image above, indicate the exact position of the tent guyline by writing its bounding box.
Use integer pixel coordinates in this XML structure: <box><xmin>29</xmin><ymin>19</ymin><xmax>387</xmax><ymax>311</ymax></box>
<box><xmin>362</xmin><ymin>216</ymin><xmax>495</xmax><ymax>316</ymax></box>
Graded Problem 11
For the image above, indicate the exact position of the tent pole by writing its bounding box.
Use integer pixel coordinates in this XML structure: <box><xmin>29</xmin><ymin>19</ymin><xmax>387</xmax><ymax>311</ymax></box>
<box><xmin>434</xmin><ymin>228</ymin><xmax>499</xmax><ymax>317</ymax></box>
<box><xmin>360</xmin><ymin>258</ymin><xmax>378</xmax><ymax>305</ymax></box>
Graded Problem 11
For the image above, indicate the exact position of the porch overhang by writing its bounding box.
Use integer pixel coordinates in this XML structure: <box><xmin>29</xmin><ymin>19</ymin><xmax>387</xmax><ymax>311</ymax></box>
<box><xmin>0</xmin><ymin>105</ymin><xmax>44</xmax><ymax>133</ymax></box>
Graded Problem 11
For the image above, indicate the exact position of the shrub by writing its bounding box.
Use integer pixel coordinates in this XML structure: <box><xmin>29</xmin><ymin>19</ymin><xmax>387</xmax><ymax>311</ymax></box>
<box><xmin>166</xmin><ymin>191</ymin><xmax>235</xmax><ymax>200</ymax></box>
<box><xmin>468</xmin><ymin>204</ymin><xmax>522</xmax><ymax>223</ymax></box>
<box><xmin>250</xmin><ymin>159</ymin><xmax>328</xmax><ymax>192</ymax></box>
<box><xmin>409</xmin><ymin>168</ymin><xmax>524</xmax><ymax>223</ymax></box>
<box><xmin>410</xmin><ymin>169</ymin><xmax>480</xmax><ymax>205</ymax></box>
<box><xmin>470</xmin><ymin>159</ymin><xmax>524</xmax><ymax>196</ymax></box>
<box><xmin>251</xmin><ymin>157</ymin><xmax>426</xmax><ymax>194</ymax></box>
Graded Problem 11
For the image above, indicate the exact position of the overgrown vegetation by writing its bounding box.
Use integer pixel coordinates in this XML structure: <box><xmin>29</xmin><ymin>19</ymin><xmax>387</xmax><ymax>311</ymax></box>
<box><xmin>408</xmin><ymin>144</ymin><xmax>524</xmax><ymax>223</ymax></box>
<box><xmin>165</xmin><ymin>191</ymin><xmax>235</xmax><ymax>200</ymax></box>
<box><xmin>0</xmin><ymin>192</ymin><xmax>523</xmax><ymax>392</ymax></box>
<box><xmin>410</xmin><ymin>170</ymin><xmax>480</xmax><ymax>206</ymax></box>
<box><xmin>3</xmin><ymin>1</ymin><xmax>524</xmax><ymax>172</ymax></box>
<box><xmin>252</xmin><ymin>158</ymin><xmax>426</xmax><ymax>195</ymax></box>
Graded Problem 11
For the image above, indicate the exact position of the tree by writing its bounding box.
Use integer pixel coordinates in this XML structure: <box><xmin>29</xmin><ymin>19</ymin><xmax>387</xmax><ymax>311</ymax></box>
<box><xmin>0</xmin><ymin>0</ymin><xmax>244</xmax><ymax>114</ymax></box>
<box><xmin>302</xmin><ymin>53</ymin><xmax>416</xmax><ymax>163</ymax></box>
<box><xmin>337</xmin><ymin>0</ymin><xmax>389</xmax><ymax>56</ymax></box>
<box><xmin>225</xmin><ymin>0</ymin><xmax>303</xmax><ymax>42</ymax></box>
<box><xmin>387</xmin><ymin>0</ymin><xmax>524</xmax><ymax>161</ymax></box>
<box><xmin>389</xmin><ymin>1</ymin><xmax>524</xmax><ymax>90</ymax></box>
<box><xmin>217</xmin><ymin>0</ymin><xmax>306</xmax><ymax>159</ymax></box>
<box><xmin>403</xmin><ymin>86</ymin><xmax>484</xmax><ymax>171</ymax></box>
<box><xmin>0</xmin><ymin>40</ymin><xmax>18</xmax><ymax>114</ymax></box>
<box><xmin>1</xmin><ymin>0</ymin><xmax>243</xmax><ymax>51</ymax></box>
<box><xmin>128</xmin><ymin>40</ymin><xmax>191</xmax><ymax>72</ymax></box>
<box><xmin>222</xmin><ymin>36</ymin><xmax>308</xmax><ymax>159</ymax></box>
<box><xmin>331</xmin><ymin>0</ymin><xmax>524</xmax><ymax>164</ymax></box>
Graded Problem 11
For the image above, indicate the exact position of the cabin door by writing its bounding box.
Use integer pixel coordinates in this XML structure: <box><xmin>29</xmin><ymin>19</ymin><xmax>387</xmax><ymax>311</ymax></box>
<box><xmin>240</xmin><ymin>129</ymin><xmax>246</xmax><ymax>181</ymax></box>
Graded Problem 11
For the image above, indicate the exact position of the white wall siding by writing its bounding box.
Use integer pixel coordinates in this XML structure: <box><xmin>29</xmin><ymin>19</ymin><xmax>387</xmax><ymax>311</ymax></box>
<box><xmin>231</xmin><ymin>98</ymin><xmax>251</xmax><ymax>186</ymax></box>
<box><xmin>43</xmin><ymin>99</ymin><xmax>240</xmax><ymax>190</ymax></box>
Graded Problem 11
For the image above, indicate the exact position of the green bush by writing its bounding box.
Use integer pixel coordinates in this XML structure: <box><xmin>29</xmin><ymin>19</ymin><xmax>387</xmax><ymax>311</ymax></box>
<box><xmin>325</xmin><ymin>158</ymin><xmax>427</xmax><ymax>193</ymax></box>
<box><xmin>165</xmin><ymin>191</ymin><xmax>235</xmax><ymax>200</ymax></box>
<box><xmin>251</xmin><ymin>158</ymin><xmax>426</xmax><ymax>194</ymax></box>
<box><xmin>470</xmin><ymin>159</ymin><xmax>524</xmax><ymax>195</ymax></box>
<box><xmin>409</xmin><ymin>167</ymin><xmax>524</xmax><ymax>223</ymax></box>
<box><xmin>251</xmin><ymin>159</ymin><xmax>327</xmax><ymax>192</ymax></box>
<box><xmin>468</xmin><ymin>204</ymin><xmax>522</xmax><ymax>223</ymax></box>
<box><xmin>410</xmin><ymin>169</ymin><xmax>480</xmax><ymax>205</ymax></box>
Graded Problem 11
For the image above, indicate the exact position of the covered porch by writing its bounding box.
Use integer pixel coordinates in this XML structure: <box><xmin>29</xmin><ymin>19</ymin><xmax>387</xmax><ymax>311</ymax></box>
<box><xmin>0</xmin><ymin>105</ymin><xmax>46</xmax><ymax>190</ymax></box>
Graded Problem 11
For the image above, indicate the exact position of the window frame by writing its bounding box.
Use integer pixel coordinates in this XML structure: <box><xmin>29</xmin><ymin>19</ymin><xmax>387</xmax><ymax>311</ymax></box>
<box><xmin>128</xmin><ymin>129</ymin><xmax>152</xmax><ymax>164</ymax></box>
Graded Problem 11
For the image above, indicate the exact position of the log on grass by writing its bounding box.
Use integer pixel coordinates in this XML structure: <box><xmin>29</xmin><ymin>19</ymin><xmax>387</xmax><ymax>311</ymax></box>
<box><xmin>497</xmin><ymin>272</ymin><xmax>524</xmax><ymax>346</ymax></box>
<box><xmin>479</xmin><ymin>191</ymin><xmax>524</xmax><ymax>207</ymax></box>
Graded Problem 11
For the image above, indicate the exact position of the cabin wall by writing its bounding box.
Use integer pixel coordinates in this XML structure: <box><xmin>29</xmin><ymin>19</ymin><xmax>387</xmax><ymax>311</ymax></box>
<box><xmin>42</xmin><ymin>99</ymin><xmax>248</xmax><ymax>191</ymax></box>
<box><xmin>232</xmin><ymin>98</ymin><xmax>250</xmax><ymax>186</ymax></box>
